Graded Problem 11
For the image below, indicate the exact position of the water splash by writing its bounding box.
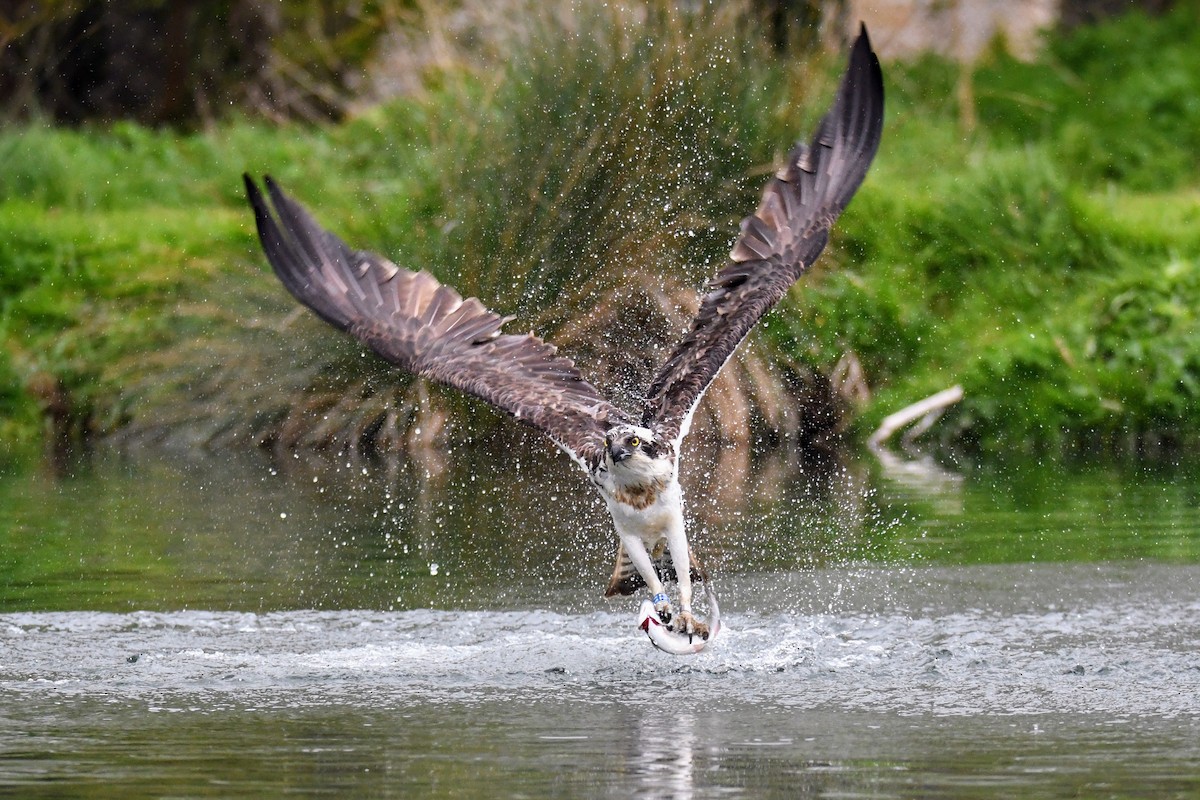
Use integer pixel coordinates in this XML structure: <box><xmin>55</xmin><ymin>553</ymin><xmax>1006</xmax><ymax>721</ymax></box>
<box><xmin>4</xmin><ymin>562</ymin><xmax>1197</xmax><ymax>718</ymax></box>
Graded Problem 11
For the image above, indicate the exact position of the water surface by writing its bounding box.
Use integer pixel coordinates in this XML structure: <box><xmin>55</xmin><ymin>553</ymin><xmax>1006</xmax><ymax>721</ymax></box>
<box><xmin>1</xmin><ymin>444</ymin><xmax>1198</xmax><ymax>797</ymax></box>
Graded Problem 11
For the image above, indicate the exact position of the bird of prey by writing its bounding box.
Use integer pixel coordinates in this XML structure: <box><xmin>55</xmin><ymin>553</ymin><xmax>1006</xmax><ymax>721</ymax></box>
<box><xmin>245</xmin><ymin>26</ymin><xmax>883</xmax><ymax>647</ymax></box>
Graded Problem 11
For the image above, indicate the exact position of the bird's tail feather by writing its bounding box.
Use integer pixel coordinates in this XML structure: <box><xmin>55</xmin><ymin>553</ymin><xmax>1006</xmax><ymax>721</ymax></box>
<box><xmin>604</xmin><ymin>541</ymin><xmax>708</xmax><ymax>597</ymax></box>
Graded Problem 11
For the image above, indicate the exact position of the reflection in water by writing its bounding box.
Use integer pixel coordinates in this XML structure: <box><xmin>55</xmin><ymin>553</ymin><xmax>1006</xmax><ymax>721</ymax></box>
<box><xmin>272</xmin><ymin>430</ymin><xmax>882</xmax><ymax>600</ymax></box>
<box><xmin>869</xmin><ymin>442</ymin><xmax>964</xmax><ymax>515</ymax></box>
<box><xmin>5</xmin><ymin>433</ymin><xmax>1200</xmax><ymax>615</ymax></box>
<box><xmin>634</xmin><ymin>710</ymin><xmax>696</xmax><ymax>800</ymax></box>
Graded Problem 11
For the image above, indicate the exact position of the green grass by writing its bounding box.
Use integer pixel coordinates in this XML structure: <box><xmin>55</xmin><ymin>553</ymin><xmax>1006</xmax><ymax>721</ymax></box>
<box><xmin>2</xmin><ymin>4</ymin><xmax>1200</xmax><ymax>459</ymax></box>
<box><xmin>772</xmin><ymin>4</ymin><xmax>1200</xmax><ymax>457</ymax></box>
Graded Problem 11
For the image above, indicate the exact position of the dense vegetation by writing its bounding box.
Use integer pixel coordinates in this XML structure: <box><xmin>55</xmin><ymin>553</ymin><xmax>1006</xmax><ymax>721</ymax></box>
<box><xmin>806</xmin><ymin>6</ymin><xmax>1200</xmax><ymax>455</ymax></box>
<box><xmin>1</xmin><ymin>4</ymin><xmax>1198</xmax><ymax>461</ymax></box>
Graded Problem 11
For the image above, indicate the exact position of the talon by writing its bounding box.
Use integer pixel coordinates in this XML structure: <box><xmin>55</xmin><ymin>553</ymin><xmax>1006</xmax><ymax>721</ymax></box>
<box><xmin>672</xmin><ymin>611</ymin><xmax>710</xmax><ymax>640</ymax></box>
<box><xmin>652</xmin><ymin>594</ymin><xmax>673</xmax><ymax>625</ymax></box>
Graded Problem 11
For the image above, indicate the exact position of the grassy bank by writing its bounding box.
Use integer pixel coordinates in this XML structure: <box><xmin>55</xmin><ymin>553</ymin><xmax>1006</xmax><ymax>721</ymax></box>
<box><xmin>2</xmin><ymin>5</ymin><xmax>1199</xmax><ymax>460</ymax></box>
<box><xmin>786</xmin><ymin>5</ymin><xmax>1200</xmax><ymax>455</ymax></box>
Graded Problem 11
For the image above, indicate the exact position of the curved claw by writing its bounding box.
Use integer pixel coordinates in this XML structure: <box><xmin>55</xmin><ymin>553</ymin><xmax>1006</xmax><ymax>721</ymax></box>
<box><xmin>672</xmin><ymin>611</ymin><xmax>709</xmax><ymax>640</ymax></box>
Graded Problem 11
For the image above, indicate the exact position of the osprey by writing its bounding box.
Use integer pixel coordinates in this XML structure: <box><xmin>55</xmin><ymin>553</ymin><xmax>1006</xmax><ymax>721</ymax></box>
<box><xmin>245</xmin><ymin>28</ymin><xmax>883</xmax><ymax>645</ymax></box>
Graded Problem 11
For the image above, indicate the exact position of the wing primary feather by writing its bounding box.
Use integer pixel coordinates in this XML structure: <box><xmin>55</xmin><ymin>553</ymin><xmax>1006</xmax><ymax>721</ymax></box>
<box><xmin>244</xmin><ymin>175</ymin><xmax>632</xmax><ymax>466</ymax></box>
<box><xmin>244</xmin><ymin>174</ymin><xmax>352</xmax><ymax>332</ymax></box>
<box><xmin>640</xmin><ymin>26</ymin><xmax>883</xmax><ymax>448</ymax></box>
<box><xmin>263</xmin><ymin>177</ymin><xmax>362</xmax><ymax>304</ymax></box>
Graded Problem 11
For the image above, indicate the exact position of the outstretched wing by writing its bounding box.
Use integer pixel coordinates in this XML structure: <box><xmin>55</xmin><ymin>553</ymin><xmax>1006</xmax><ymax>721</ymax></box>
<box><xmin>641</xmin><ymin>25</ymin><xmax>884</xmax><ymax>447</ymax></box>
<box><xmin>245</xmin><ymin>175</ymin><xmax>631</xmax><ymax>468</ymax></box>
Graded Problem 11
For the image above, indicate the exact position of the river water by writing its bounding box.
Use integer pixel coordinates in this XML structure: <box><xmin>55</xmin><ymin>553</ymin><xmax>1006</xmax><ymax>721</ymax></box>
<box><xmin>1</xmin><ymin>441</ymin><xmax>1198</xmax><ymax>798</ymax></box>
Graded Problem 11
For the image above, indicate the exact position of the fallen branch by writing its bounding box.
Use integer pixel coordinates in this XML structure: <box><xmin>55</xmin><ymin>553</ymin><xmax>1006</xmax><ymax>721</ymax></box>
<box><xmin>868</xmin><ymin>385</ymin><xmax>964</xmax><ymax>449</ymax></box>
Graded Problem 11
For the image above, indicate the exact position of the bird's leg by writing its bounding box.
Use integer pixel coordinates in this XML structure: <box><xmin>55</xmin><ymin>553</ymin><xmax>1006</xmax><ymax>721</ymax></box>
<box><xmin>619</xmin><ymin>532</ymin><xmax>673</xmax><ymax>623</ymax></box>
<box><xmin>665</xmin><ymin>522</ymin><xmax>708</xmax><ymax>639</ymax></box>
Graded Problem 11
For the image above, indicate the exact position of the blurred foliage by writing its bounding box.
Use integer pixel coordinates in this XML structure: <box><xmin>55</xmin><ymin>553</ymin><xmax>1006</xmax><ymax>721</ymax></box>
<box><xmin>110</xmin><ymin>0</ymin><xmax>844</xmax><ymax>454</ymax></box>
<box><xmin>2</xmin><ymin>3</ymin><xmax>1200</xmax><ymax>461</ymax></box>
<box><xmin>0</xmin><ymin>0</ymin><xmax>413</xmax><ymax>125</ymax></box>
<box><xmin>770</xmin><ymin>4</ymin><xmax>1200</xmax><ymax>458</ymax></box>
<box><xmin>406</xmin><ymin>3</ymin><xmax>820</xmax><ymax>403</ymax></box>
<box><xmin>975</xmin><ymin>6</ymin><xmax>1200</xmax><ymax>190</ymax></box>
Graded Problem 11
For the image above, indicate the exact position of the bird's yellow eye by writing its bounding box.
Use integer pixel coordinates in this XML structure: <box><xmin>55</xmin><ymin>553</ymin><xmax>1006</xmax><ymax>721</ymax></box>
<box><xmin>630</xmin><ymin>437</ymin><xmax>641</xmax><ymax>448</ymax></box>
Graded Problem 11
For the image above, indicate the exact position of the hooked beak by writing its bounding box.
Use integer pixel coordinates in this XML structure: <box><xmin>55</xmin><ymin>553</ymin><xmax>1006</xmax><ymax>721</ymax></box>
<box><xmin>609</xmin><ymin>442</ymin><xmax>632</xmax><ymax>463</ymax></box>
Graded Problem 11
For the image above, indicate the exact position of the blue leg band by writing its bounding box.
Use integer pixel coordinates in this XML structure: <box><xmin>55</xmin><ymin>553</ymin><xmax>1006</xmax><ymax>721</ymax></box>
<box><xmin>651</xmin><ymin>593</ymin><xmax>669</xmax><ymax>606</ymax></box>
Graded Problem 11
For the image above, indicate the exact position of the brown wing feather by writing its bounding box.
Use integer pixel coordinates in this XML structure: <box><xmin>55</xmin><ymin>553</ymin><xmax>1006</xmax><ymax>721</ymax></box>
<box><xmin>642</xmin><ymin>26</ymin><xmax>884</xmax><ymax>446</ymax></box>
<box><xmin>245</xmin><ymin>175</ymin><xmax>630</xmax><ymax>467</ymax></box>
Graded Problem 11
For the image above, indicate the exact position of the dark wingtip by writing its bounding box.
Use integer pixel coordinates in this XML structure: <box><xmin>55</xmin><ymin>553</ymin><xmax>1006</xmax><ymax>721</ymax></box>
<box><xmin>244</xmin><ymin>173</ymin><xmax>285</xmax><ymax>210</ymax></box>
<box><xmin>243</xmin><ymin>173</ymin><xmax>262</xmax><ymax>209</ymax></box>
<box><xmin>850</xmin><ymin>21</ymin><xmax>882</xmax><ymax>89</ymax></box>
<box><xmin>838</xmin><ymin>19</ymin><xmax>885</xmax><ymax>168</ymax></box>
<box><xmin>847</xmin><ymin>21</ymin><xmax>881</xmax><ymax>85</ymax></box>
<box><xmin>243</xmin><ymin>173</ymin><xmax>269</xmax><ymax>240</ymax></box>
<box><xmin>243</xmin><ymin>174</ymin><xmax>279</xmax><ymax>227</ymax></box>
<box><xmin>242</xmin><ymin>173</ymin><xmax>367</xmax><ymax>334</ymax></box>
<box><xmin>243</xmin><ymin>173</ymin><xmax>277</xmax><ymax>203</ymax></box>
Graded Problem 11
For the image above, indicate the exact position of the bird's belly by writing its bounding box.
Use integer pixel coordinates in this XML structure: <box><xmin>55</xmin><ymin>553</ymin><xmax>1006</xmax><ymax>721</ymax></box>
<box><xmin>606</xmin><ymin>494</ymin><xmax>679</xmax><ymax>545</ymax></box>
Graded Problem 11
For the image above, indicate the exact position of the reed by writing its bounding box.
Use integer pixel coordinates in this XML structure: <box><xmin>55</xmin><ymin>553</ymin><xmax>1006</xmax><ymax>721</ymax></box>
<box><xmin>163</xmin><ymin>0</ymin><xmax>845</xmax><ymax>456</ymax></box>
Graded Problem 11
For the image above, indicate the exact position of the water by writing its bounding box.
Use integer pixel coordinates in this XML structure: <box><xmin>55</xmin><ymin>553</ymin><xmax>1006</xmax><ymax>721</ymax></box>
<box><xmin>2</xmin><ymin>442</ymin><xmax>1199</xmax><ymax>798</ymax></box>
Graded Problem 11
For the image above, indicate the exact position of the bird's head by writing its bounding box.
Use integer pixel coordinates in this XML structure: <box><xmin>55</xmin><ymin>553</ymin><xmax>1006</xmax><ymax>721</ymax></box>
<box><xmin>603</xmin><ymin>424</ymin><xmax>673</xmax><ymax>479</ymax></box>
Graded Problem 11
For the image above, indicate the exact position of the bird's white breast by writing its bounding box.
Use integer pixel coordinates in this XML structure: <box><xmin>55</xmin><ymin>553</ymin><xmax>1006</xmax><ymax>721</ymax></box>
<box><xmin>598</xmin><ymin>473</ymin><xmax>683</xmax><ymax>546</ymax></box>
